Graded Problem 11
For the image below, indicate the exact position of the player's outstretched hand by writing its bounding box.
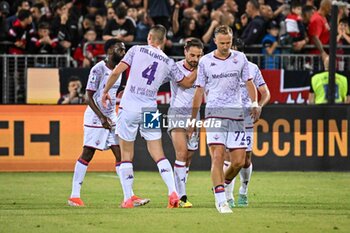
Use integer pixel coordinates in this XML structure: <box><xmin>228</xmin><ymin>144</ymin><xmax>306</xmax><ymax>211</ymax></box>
<box><xmin>100</xmin><ymin>115</ymin><xmax>112</xmax><ymax>130</ymax></box>
<box><xmin>102</xmin><ymin>92</ymin><xmax>111</xmax><ymax>108</ymax></box>
<box><xmin>250</xmin><ymin>106</ymin><xmax>262</xmax><ymax>123</ymax></box>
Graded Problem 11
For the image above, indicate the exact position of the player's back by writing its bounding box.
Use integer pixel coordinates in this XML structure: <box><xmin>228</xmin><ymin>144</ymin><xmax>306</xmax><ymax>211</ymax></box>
<box><xmin>120</xmin><ymin>45</ymin><xmax>174</xmax><ymax>112</ymax></box>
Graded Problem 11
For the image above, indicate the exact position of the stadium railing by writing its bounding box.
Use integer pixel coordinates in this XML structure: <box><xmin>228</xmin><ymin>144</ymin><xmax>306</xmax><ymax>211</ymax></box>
<box><xmin>83</xmin><ymin>41</ymin><xmax>350</xmax><ymax>70</ymax></box>
<box><xmin>0</xmin><ymin>54</ymin><xmax>71</xmax><ymax>104</ymax></box>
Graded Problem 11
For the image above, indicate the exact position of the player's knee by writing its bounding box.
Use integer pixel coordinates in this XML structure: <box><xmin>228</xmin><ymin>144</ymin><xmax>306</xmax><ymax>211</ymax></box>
<box><xmin>212</xmin><ymin>154</ymin><xmax>224</xmax><ymax>167</ymax></box>
<box><xmin>175</xmin><ymin>150</ymin><xmax>187</xmax><ymax>161</ymax></box>
<box><xmin>80</xmin><ymin>147</ymin><xmax>95</xmax><ymax>162</ymax></box>
<box><xmin>244</xmin><ymin>158</ymin><xmax>251</xmax><ymax>168</ymax></box>
<box><xmin>231</xmin><ymin>158</ymin><xmax>245</xmax><ymax>169</ymax></box>
<box><xmin>244</xmin><ymin>152</ymin><xmax>252</xmax><ymax>168</ymax></box>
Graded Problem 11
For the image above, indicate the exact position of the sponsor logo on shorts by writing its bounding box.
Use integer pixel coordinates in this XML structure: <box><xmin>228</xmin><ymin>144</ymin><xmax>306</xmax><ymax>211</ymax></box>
<box><xmin>213</xmin><ymin>134</ymin><xmax>220</xmax><ymax>140</ymax></box>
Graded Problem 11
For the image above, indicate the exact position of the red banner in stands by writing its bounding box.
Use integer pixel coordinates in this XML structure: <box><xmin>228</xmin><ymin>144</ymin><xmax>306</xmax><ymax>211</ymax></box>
<box><xmin>156</xmin><ymin>70</ymin><xmax>311</xmax><ymax>104</ymax></box>
<box><xmin>261</xmin><ymin>70</ymin><xmax>310</xmax><ymax>104</ymax></box>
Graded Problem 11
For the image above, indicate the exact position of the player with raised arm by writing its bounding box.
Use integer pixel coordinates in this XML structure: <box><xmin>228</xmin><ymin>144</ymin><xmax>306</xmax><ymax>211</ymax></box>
<box><xmin>102</xmin><ymin>25</ymin><xmax>197</xmax><ymax>208</ymax></box>
<box><xmin>168</xmin><ymin>38</ymin><xmax>203</xmax><ymax>208</ymax></box>
<box><xmin>223</xmin><ymin>38</ymin><xmax>271</xmax><ymax>208</ymax></box>
<box><xmin>68</xmin><ymin>39</ymin><xmax>149</xmax><ymax>207</ymax></box>
<box><xmin>189</xmin><ymin>25</ymin><xmax>259</xmax><ymax>214</ymax></box>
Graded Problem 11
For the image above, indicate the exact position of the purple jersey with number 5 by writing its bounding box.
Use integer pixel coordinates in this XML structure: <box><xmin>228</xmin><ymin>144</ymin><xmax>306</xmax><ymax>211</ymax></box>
<box><xmin>120</xmin><ymin>45</ymin><xmax>184</xmax><ymax>112</ymax></box>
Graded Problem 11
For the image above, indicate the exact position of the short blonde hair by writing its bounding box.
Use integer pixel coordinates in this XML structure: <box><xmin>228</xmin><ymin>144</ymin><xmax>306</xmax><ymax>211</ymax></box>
<box><xmin>214</xmin><ymin>25</ymin><xmax>233</xmax><ymax>38</ymax></box>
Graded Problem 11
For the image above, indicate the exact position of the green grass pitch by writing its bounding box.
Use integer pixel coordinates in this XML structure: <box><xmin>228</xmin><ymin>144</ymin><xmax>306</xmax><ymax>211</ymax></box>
<box><xmin>0</xmin><ymin>171</ymin><xmax>349</xmax><ymax>233</ymax></box>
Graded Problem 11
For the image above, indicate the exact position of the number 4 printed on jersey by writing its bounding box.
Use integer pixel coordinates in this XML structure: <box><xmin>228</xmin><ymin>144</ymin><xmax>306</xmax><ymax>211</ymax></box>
<box><xmin>142</xmin><ymin>62</ymin><xmax>159</xmax><ymax>85</ymax></box>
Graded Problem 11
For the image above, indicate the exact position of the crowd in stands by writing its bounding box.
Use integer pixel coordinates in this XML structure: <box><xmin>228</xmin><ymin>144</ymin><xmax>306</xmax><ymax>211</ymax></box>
<box><xmin>0</xmin><ymin>0</ymin><xmax>349</xmax><ymax>68</ymax></box>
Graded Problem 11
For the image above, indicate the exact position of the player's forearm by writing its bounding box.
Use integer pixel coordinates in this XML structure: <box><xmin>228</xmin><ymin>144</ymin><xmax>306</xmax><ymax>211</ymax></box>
<box><xmin>308</xmin><ymin>93</ymin><xmax>315</xmax><ymax>104</ymax></box>
<box><xmin>258</xmin><ymin>86</ymin><xmax>271</xmax><ymax>107</ymax></box>
<box><xmin>86</xmin><ymin>92</ymin><xmax>104</xmax><ymax>119</ymax></box>
<box><xmin>246</xmin><ymin>80</ymin><xmax>257</xmax><ymax>103</ymax></box>
<box><xmin>143</xmin><ymin>0</ymin><xmax>148</xmax><ymax>11</ymax></box>
<box><xmin>122</xmin><ymin>35</ymin><xmax>134</xmax><ymax>42</ymax></box>
<box><xmin>202</xmin><ymin>22</ymin><xmax>216</xmax><ymax>44</ymax></box>
<box><xmin>180</xmin><ymin>70</ymin><xmax>197</xmax><ymax>88</ymax></box>
<box><xmin>342</xmin><ymin>34</ymin><xmax>350</xmax><ymax>44</ymax></box>
<box><xmin>172</xmin><ymin>8</ymin><xmax>179</xmax><ymax>34</ymax></box>
<box><xmin>191</xmin><ymin>87</ymin><xmax>203</xmax><ymax>119</ymax></box>
<box><xmin>266</xmin><ymin>42</ymin><xmax>278</xmax><ymax>55</ymax></box>
<box><xmin>312</xmin><ymin>36</ymin><xmax>325</xmax><ymax>54</ymax></box>
<box><xmin>346</xmin><ymin>96</ymin><xmax>350</xmax><ymax>104</ymax></box>
<box><xmin>103</xmin><ymin>35</ymin><xmax>113</xmax><ymax>41</ymax></box>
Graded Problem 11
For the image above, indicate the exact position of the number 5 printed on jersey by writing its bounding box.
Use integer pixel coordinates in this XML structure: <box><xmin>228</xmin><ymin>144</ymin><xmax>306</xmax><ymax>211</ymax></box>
<box><xmin>142</xmin><ymin>62</ymin><xmax>159</xmax><ymax>85</ymax></box>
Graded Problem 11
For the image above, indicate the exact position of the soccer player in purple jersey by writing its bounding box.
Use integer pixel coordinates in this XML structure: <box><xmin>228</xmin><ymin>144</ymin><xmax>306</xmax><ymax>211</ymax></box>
<box><xmin>68</xmin><ymin>39</ymin><xmax>149</xmax><ymax>207</ymax></box>
<box><xmin>189</xmin><ymin>25</ymin><xmax>260</xmax><ymax>213</ymax></box>
<box><xmin>102</xmin><ymin>25</ymin><xmax>197</xmax><ymax>208</ymax></box>
<box><xmin>168</xmin><ymin>38</ymin><xmax>204</xmax><ymax>208</ymax></box>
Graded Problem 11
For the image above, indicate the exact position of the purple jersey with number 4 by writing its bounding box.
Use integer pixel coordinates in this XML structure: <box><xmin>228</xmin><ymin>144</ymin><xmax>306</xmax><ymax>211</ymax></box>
<box><xmin>120</xmin><ymin>45</ymin><xmax>184</xmax><ymax>112</ymax></box>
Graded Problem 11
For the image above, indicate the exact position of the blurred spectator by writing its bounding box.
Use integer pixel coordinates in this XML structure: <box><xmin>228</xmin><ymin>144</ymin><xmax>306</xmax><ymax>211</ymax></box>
<box><xmin>29</xmin><ymin>22</ymin><xmax>61</xmax><ymax>54</ymax></box>
<box><xmin>302</xmin><ymin>0</ymin><xmax>316</xmax><ymax>6</ymax></box>
<box><xmin>51</xmin><ymin>1</ymin><xmax>73</xmax><ymax>53</ymax></box>
<box><xmin>135</xmin><ymin>9</ymin><xmax>152</xmax><ymax>42</ymax></box>
<box><xmin>175</xmin><ymin>17</ymin><xmax>200</xmax><ymax>43</ymax></box>
<box><xmin>0</xmin><ymin>1</ymin><xmax>10</xmax><ymax>43</ymax></box>
<box><xmin>73</xmin><ymin>28</ymin><xmax>105</xmax><ymax>67</ymax></box>
<box><xmin>262</xmin><ymin>20</ymin><xmax>280</xmax><ymax>69</ymax></box>
<box><xmin>144</xmin><ymin>0</ymin><xmax>171</xmax><ymax>29</ymax></box>
<box><xmin>103</xmin><ymin>5</ymin><xmax>135</xmax><ymax>42</ymax></box>
<box><xmin>201</xmin><ymin>0</ymin><xmax>230</xmax><ymax>45</ymax></box>
<box><xmin>201</xmin><ymin>10</ymin><xmax>221</xmax><ymax>44</ymax></box>
<box><xmin>260</xmin><ymin>4</ymin><xmax>274</xmax><ymax>23</ymax></box>
<box><xmin>6</xmin><ymin>0</ymin><xmax>30</xmax><ymax>28</ymax></box>
<box><xmin>87</xmin><ymin>0</ymin><xmax>106</xmax><ymax>15</ymax></box>
<box><xmin>241</xmin><ymin>0</ymin><xmax>266</xmax><ymax>46</ymax></box>
<box><xmin>80</xmin><ymin>14</ymin><xmax>95</xmax><ymax>36</ymax></box>
<box><xmin>35</xmin><ymin>0</ymin><xmax>52</xmax><ymax>21</ymax></box>
<box><xmin>58</xmin><ymin>76</ymin><xmax>85</xmax><ymax>104</ymax></box>
<box><xmin>337</xmin><ymin>5</ymin><xmax>349</xmax><ymax>23</ymax></box>
<box><xmin>302</xmin><ymin>5</ymin><xmax>315</xmax><ymax>27</ymax></box>
<box><xmin>95</xmin><ymin>9</ymin><xmax>107</xmax><ymax>40</ymax></box>
<box><xmin>337</xmin><ymin>17</ymin><xmax>350</xmax><ymax>54</ymax></box>
<box><xmin>183</xmin><ymin>7</ymin><xmax>199</xmax><ymax>21</ymax></box>
<box><xmin>195</xmin><ymin>3</ymin><xmax>210</xmax><ymax>30</ymax></box>
<box><xmin>30</xmin><ymin>3</ymin><xmax>44</xmax><ymax>29</ymax></box>
<box><xmin>64</xmin><ymin>0</ymin><xmax>81</xmax><ymax>48</ymax></box>
<box><xmin>8</xmin><ymin>9</ymin><xmax>34</xmax><ymax>54</ymax></box>
<box><xmin>265</xmin><ymin>0</ymin><xmax>288</xmax><ymax>23</ymax></box>
<box><xmin>127</xmin><ymin>0</ymin><xmax>143</xmax><ymax>9</ymax></box>
<box><xmin>224</xmin><ymin>0</ymin><xmax>243</xmax><ymax>36</ymax></box>
<box><xmin>308</xmin><ymin>57</ymin><xmax>348</xmax><ymax>104</ymax></box>
<box><xmin>226</xmin><ymin>0</ymin><xmax>239</xmax><ymax>15</ymax></box>
<box><xmin>172</xmin><ymin>2</ymin><xmax>201</xmax><ymax>43</ymax></box>
<box><xmin>308</xmin><ymin>0</ymin><xmax>331</xmax><ymax>64</ymax></box>
<box><xmin>127</xmin><ymin>7</ymin><xmax>137</xmax><ymax>26</ymax></box>
<box><xmin>285</xmin><ymin>1</ymin><xmax>308</xmax><ymax>51</ymax></box>
<box><xmin>107</xmin><ymin>6</ymin><xmax>116</xmax><ymax>20</ymax></box>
